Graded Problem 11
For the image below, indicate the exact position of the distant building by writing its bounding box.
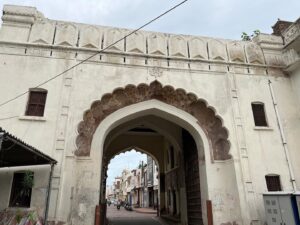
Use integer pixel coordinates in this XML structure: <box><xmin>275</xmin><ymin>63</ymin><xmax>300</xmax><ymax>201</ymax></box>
<box><xmin>112</xmin><ymin>177</ymin><xmax>121</xmax><ymax>201</ymax></box>
<box><xmin>111</xmin><ymin>158</ymin><xmax>159</xmax><ymax>209</ymax></box>
<box><xmin>105</xmin><ymin>185</ymin><xmax>114</xmax><ymax>201</ymax></box>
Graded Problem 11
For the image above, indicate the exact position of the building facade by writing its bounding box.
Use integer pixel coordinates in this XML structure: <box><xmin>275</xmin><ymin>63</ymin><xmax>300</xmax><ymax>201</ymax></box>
<box><xmin>109</xmin><ymin>156</ymin><xmax>159</xmax><ymax>209</ymax></box>
<box><xmin>0</xmin><ymin>4</ymin><xmax>299</xmax><ymax>225</ymax></box>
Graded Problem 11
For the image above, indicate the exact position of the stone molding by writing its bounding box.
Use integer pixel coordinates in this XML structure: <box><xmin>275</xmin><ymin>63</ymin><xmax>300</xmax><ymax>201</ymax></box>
<box><xmin>283</xmin><ymin>19</ymin><xmax>300</xmax><ymax>46</ymax></box>
<box><xmin>75</xmin><ymin>81</ymin><xmax>231</xmax><ymax>161</ymax></box>
<box><xmin>2</xmin><ymin>5</ymin><xmax>43</xmax><ymax>24</ymax></box>
<box><xmin>3</xmin><ymin>5</ymin><xmax>38</xmax><ymax>17</ymax></box>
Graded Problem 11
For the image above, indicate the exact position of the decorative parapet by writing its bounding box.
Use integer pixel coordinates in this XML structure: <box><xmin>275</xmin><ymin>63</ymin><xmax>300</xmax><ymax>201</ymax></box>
<box><xmin>283</xmin><ymin>18</ymin><xmax>300</xmax><ymax>47</ymax></box>
<box><xmin>0</xmin><ymin>4</ymin><xmax>290</xmax><ymax>76</ymax></box>
<box><xmin>0</xmin><ymin>5</ymin><xmax>44</xmax><ymax>43</ymax></box>
<box><xmin>2</xmin><ymin>5</ymin><xmax>42</xmax><ymax>24</ymax></box>
<box><xmin>253</xmin><ymin>34</ymin><xmax>286</xmax><ymax>70</ymax></box>
<box><xmin>253</xmin><ymin>33</ymin><xmax>284</xmax><ymax>50</ymax></box>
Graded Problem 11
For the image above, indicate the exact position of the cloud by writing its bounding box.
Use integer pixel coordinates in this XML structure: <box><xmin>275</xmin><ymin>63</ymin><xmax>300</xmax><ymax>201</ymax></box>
<box><xmin>107</xmin><ymin>150</ymin><xmax>147</xmax><ymax>185</ymax></box>
<box><xmin>1</xmin><ymin>0</ymin><xmax>299</xmax><ymax>39</ymax></box>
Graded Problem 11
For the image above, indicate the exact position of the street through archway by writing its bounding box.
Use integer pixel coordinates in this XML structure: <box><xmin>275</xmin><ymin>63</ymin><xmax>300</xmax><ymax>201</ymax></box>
<box><xmin>107</xmin><ymin>204</ymin><xmax>163</xmax><ymax>225</ymax></box>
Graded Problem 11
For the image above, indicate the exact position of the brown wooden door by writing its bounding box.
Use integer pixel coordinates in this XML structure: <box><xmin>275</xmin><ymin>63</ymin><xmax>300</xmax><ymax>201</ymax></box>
<box><xmin>183</xmin><ymin>130</ymin><xmax>203</xmax><ymax>225</ymax></box>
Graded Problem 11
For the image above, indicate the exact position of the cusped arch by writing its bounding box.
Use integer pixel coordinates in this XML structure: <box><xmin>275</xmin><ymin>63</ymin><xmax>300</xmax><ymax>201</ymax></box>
<box><xmin>106</xmin><ymin>146</ymin><xmax>160</xmax><ymax>170</ymax></box>
<box><xmin>76</xmin><ymin>81</ymin><xmax>230</xmax><ymax>160</ymax></box>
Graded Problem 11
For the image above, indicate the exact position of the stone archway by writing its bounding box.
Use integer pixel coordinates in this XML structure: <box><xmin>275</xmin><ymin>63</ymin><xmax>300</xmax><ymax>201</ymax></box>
<box><xmin>76</xmin><ymin>81</ymin><xmax>230</xmax><ymax>161</ymax></box>
<box><xmin>101</xmin><ymin>113</ymin><xmax>203</xmax><ymax>225</ymax></box>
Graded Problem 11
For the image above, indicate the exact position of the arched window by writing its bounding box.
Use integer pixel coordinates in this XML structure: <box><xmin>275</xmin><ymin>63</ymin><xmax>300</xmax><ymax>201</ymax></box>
<box><xmin>25</xmin><ymin>88</ymin><xmax>47</xmax><ymax>116</ymax></box>
<box><xmin>251</xmin><ymin>102</ymin><xmax>268</xmax><ymax>127</ymax></box>
<box><xmin>265</xmin><ymin>174</ymin><xmax>282</xmax><ymax>191</ymax></box>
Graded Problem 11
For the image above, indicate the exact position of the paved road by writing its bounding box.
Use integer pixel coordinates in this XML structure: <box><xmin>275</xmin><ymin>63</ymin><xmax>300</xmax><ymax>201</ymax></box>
<box><xmin>109</xmin><ymin>217</ymin><xmax>162</xmax><ymax>225</ymax></box>
<box><xmin>107</xmin><ymin>205</ymin><xmax>162</xmax><ymax>225</ymax></box>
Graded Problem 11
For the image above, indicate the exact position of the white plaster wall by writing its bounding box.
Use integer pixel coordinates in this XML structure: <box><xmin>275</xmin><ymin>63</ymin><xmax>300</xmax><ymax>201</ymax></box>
<box><xmin>0</xmin><ymin>53</ymin><xmax>65</xmax><ymax>157</ymax></box>
<box><xmin>290</xmin><ymin>68</ymin><xmax>300</xmax><ymax>106</ymax></box>
<box><xmin>1</xmin><ymin>47</ymin><xmax>299</xmax><ymax>225</ymax></box>
<box><xmin>233</xmin><ymin>72</ymin><xmax>300</xmax><ymax>224</ymax></box>
<box><xmin>0</xmin><ymin>172</ymin><xmax>13</xmax><ymax>210</ymax></box>
<box><xmin>271</xmin><ymin>75</ymin><xmax>300</xmax><ymax>190</ymax></box>
<box><xmin>0</xmin><ymin>5</ymin><xmax>299</xmax><ymax>225</ymax></box>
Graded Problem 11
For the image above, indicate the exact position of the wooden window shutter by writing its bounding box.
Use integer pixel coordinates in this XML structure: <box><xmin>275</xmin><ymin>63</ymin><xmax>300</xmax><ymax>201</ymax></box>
<box><xmin>252</xmin><ymin>103</ymin><xmax>267</xmax><ymax>126</ymax></box>
<box><xmin>25</xmin><ymin>89</ymin><xmax>47</xmax><ymax>116</ymax></box>
<box><xmin>266</xmin><ymin>175</ymin><xmax>282</xmax><ymax>191</ymax></box>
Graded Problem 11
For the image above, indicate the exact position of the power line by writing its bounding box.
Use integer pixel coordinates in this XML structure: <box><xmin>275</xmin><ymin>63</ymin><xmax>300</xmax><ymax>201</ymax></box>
<box><xmin>0</xmin><ymin>115</ymin><xmax>18</xmax><ymax>121</ymax></box>
<box><xmin>0</xmin><ymin>0</ymin><xmax>188</xmax><ymax>109</ymax></box>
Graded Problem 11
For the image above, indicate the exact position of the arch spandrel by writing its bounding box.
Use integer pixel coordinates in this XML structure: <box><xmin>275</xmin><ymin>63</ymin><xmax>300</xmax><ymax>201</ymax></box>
<box><xmin>75</xmin><ymin>81</ymin><xmax>231</xmax><ymax>160</ymax></box>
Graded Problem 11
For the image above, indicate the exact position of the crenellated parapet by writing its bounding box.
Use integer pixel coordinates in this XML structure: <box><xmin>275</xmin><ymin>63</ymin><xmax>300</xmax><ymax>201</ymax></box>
<box><xmin>0</xmin><ymin>5</ymin><xmax>291</xmax><ymax>76</ymax></box>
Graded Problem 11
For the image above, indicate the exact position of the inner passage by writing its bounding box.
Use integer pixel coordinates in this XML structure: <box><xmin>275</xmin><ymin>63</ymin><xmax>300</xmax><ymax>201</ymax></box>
<box><xmin>102</xmin><ymin>115</ymin><xmax>203</xmax><ymax>225</ymax></box>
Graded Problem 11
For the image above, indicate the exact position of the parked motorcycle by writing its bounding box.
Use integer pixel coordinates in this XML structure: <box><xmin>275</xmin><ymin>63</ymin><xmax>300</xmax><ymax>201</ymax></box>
<box><xmin>116</xmin><ymin>202</ymin><xmax>121</xmax><ymax>210</ymax></box>
<box><xmin>124</xmin><ymin>203</ymin><xmax>133</xmax><ymax>211</ymax></box>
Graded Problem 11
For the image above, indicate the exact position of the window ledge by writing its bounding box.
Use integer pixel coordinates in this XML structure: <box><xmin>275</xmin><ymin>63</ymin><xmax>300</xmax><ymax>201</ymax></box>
<box><xmin>19</xmin><ymin>115</ymin><xmax>46</xmax><ymax>121</ymax></box>
<box><xmin>254</xmin><ymin>126</ymin><xmax>273</xmax><ymax>131</ymax></box>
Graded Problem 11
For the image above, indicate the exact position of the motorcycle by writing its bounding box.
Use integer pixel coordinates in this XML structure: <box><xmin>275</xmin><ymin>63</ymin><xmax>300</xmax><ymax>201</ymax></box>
<box><xmin>124</xmin><ymin>203</ymin><xmax>133</xmax><ymax>211</ymax></box>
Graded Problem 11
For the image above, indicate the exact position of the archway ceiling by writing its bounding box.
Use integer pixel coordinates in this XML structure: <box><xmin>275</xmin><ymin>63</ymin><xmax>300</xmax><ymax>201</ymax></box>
<box><xmin>103</xmin><ymin>115</ymin><xmax>182</xmax><ymax>153</ymax></box>
<box><xmin>105</xmin><ymin>133</ymin><xmax>164</xmax><ymax>169</ymax></box>
<box><xmin>76</xmin><ymin>81</ymin><xmax>230</xmax><ymax>160</ymax></box>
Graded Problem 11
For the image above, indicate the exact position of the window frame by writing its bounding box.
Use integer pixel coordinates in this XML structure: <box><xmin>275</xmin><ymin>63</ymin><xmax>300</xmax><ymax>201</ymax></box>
<box><xmin>265</xmin><ymin>174</ymin><xmax>282</xmax><ymax>192</ymax></box>
<box><xmin>251</xmin><ymin>102</ymin><xmax>268</xmax><ymax>127</ymax></box>
<box><xmin>25</xmin><ymin>88</ymin><xmax>48</xmax><ymax>117</ymax></box>
<box><xmin>9</xmin><ymin>171</ymin><xmax>34</xmax><ymax>208</ymax></box>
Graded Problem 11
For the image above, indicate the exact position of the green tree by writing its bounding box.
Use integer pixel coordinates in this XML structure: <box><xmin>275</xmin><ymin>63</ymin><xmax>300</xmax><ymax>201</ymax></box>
<box><xmin>241</xmin><ymin>30</ymin><xmax>261</xmax><ymax>41</ymax></box>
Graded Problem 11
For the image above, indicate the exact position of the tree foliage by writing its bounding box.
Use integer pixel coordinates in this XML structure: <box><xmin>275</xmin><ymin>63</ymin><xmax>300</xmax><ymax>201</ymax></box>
<box><xmin>241</xmin><ymin>30</ymin><xmax>261</xmax><ymax>41</ymax></box>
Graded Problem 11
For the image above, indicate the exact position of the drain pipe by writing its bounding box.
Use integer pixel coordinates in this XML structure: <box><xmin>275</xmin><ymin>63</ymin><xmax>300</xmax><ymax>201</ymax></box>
<box><xmin>267</xmin><ymin>78</ymin><xmax>297</xmax><ymax>191</ymax></box>
<box><xmin>0</xmin><ymin>132</ymin><xmax>4</xmax><ymax>157</ymax></box>
<box><xmin>44</xmin><ymin>163</ymin><xmax>55</xmax><ymax>224</ymax></box>
<box><xmin>0</xmin><ymin>132</ymin><xmax>4</xmax><ymax>148</ymax></box>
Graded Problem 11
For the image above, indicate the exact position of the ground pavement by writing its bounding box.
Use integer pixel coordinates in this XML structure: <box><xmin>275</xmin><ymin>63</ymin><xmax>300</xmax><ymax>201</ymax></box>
<box><xmin>107</xmin><ymin>205</ymin><xmax>163</xmax><ymax>225</ymax></box>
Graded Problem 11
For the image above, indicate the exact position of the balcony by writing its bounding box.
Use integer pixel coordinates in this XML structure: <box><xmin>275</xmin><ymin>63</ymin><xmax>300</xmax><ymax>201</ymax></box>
<box><xmin>283</xmin><ymin>18</ymin><xmax>300</xmax><ymax>51</ymax></box>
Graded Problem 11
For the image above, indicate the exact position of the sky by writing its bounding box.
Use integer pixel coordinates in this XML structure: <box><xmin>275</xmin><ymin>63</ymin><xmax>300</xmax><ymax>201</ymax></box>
<box><xmin>0</xmin><ymin>0</ymin><xmax>299</xmax><ymax>40</ymax></box>
<box><xmin>107</xmin><ymin>150</ymin><xmax>147</xmax><ymax>186</ymax></box>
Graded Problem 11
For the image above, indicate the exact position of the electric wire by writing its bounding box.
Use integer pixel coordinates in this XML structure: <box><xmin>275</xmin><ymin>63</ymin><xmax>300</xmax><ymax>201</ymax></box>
<box><xmin>0</xmin><ymin>0</ymin><xmax>188</xmax><ymax>153</ymax></box>
<box><xmin>1</xmin><ymin>103</ymin><xmax>41</xmax><ymax>151</ymax></box>
<box><xmin>0</xmin><ymin>0</ymin><xmax>188</xmax><ymax>110</ymax></box>
<box><xmin>0</xmin><ymin>115</ymin><xmax>19</xmax><ymax>121</ymax></box>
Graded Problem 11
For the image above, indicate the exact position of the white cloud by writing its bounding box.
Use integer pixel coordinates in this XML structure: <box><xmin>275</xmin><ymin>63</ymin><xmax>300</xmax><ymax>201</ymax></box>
<box><xmin>106</xmin><ymin>150</ymin><xmax>147</xmax><ymax>185</ymax></box>
<box><xmin>1</xmin><ymin>0</ymin><xmax>299</xmax><ymax>39</ymax></box>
